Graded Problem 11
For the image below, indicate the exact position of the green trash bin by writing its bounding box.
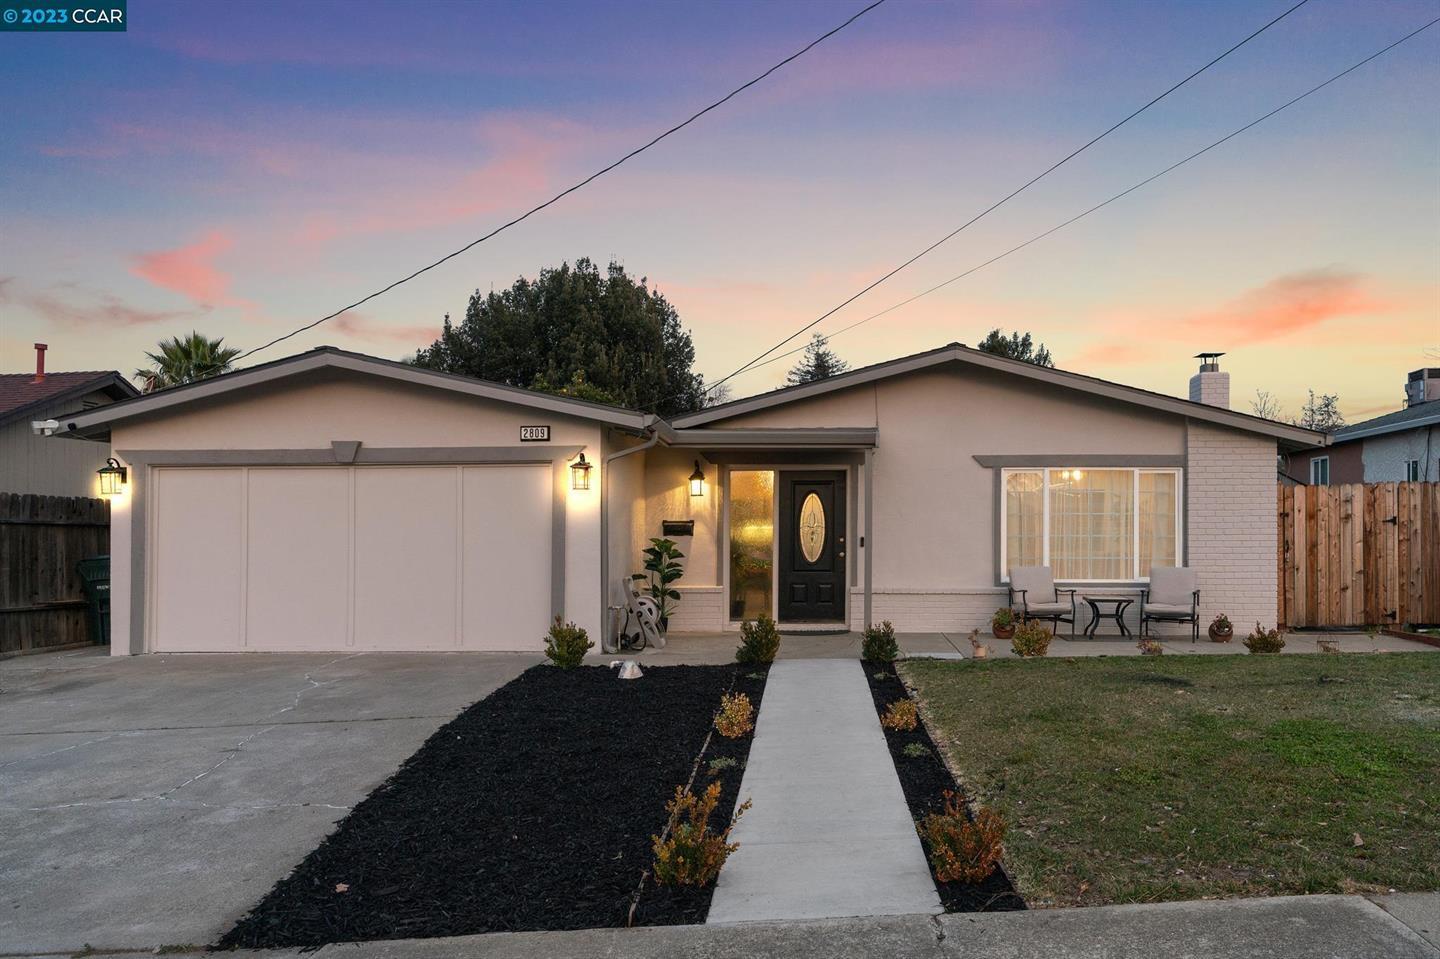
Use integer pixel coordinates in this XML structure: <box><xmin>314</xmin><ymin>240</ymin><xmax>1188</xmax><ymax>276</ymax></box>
<box><xmin>76</xmin><ymin>555</ymin><xmax>111</xmax><ymax>646</ymax></box>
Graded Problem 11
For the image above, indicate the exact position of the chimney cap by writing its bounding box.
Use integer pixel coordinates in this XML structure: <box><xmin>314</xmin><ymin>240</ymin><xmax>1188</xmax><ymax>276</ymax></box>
<box><xmin>1193</xmin><ymin>352</ymin><xmax>1225</xmax><ymax>362</ymax></box>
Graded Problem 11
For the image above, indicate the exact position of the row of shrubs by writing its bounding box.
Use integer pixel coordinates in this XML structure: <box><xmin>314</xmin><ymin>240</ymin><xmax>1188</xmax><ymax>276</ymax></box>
<box><xmin>649</xmin><ymin>686</ymin><xmax>759</xmax><ymax>887</ymax></box>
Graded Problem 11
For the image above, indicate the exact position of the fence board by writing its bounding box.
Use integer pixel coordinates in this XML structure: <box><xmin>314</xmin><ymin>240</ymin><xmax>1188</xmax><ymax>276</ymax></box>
<box><xmin>0</xmin><ymin>492</ymin><xmax>110</xmax><ymax>655</ymax></box>
<box><xmin>1277</xmin><ymin>481</ymin><xmax>1438</xmax><ymax>628</ymax></box>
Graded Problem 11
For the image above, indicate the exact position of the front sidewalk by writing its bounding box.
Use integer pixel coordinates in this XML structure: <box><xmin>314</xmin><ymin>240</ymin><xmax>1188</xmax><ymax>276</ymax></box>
<box><xmin>65</xmin><ymin>893</ymin><xmax>1438</xmax><ymax>958</ymax></box>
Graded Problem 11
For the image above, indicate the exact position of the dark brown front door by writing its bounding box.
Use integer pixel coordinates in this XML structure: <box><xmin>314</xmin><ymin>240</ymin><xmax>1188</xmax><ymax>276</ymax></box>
<box><xmin>778</xmin><ymin>472</ymin><xmax>846</xmax><ymax>623</ymax></box>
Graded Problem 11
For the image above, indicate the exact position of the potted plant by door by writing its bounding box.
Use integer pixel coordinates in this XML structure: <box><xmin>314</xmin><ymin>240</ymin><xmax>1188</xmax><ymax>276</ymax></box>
<box><xmin>968</xmin><ymin>628</ymin><xmax>990</xmax><ymax>659</ymax></box>
<box><xmin>1208</xmin><ymin>613</ymin><xmax>1234</xmax><ymax>643</ymax></box>
<box><xmin>991</xmin><ymin>607</ymin><xmax>1017</xmax><ymax>640</ymax></box>
<box><xmin>635</xmin><ymin>537</ymin><xmax>685</xmax><ymax>634</ymax></box>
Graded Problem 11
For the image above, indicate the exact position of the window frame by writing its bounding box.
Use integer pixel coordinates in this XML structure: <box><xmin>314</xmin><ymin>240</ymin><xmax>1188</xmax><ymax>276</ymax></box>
<box><xmin>1310</xmin><ymin>456</ymin><xmax>1330</xmax><ymax>486</ymax></box>
<box><xmin>999</xmin><ymin>467</ymin><xmax>1184</xmax><ymax>584</ymax></box>
<box><xmin>1406</xmin><ymin>459</ymin><xmax>1421</xmax><ymax>482</ymax></box>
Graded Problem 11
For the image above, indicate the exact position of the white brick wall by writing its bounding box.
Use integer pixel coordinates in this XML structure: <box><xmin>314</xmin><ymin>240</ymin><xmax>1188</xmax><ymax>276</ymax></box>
<box><xmin>1186</xmin><ymin>422</ymin><xmax>1278</xmax><ymax>633</ymax></box>
<box><xmin>666</xmin><ymin>586</ymin><xmax>724</xmax><ymax>631</ymax></box>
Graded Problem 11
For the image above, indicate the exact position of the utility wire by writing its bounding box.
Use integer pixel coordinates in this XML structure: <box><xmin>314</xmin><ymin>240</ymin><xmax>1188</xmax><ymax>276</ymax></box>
<box><xmin>717</xmin><ymin>15</ymin><xmax>1440</xmax><ymax>387</ymax></box>
<box><xmin>231</xmin><ymin>0</ymin><xmax>889</xmax><ymax>364</ymax></box>
<box><xmin>694</xmin><ymin>0</ymin><xmax>1313</xmax><ymax>400</ymax></box>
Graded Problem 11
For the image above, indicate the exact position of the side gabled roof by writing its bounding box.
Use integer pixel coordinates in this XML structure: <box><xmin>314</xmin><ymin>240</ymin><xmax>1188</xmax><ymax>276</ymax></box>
<box><xmin>0</xmin><ymin>371</ymin><xmax>139</xmax><ymax>429</ymax></box>
<box><xmin>1330</xmin><ymin>401</ymin><xmax>1440</xmax><ymax>443</ymax></box>
<box><xmin>57</xmin><ymin>346</ymin><xmax>651</xmax><ymax>441</ymax></box>
<box><xmin>675</xmin><ymin>342</ymin><xmax>1326</xmax><ymax>449</ymax></box>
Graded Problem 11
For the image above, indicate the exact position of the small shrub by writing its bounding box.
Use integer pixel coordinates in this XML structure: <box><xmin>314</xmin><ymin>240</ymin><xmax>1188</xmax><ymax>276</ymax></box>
<box><xmin>902</xmin><ymin>742</ymin><xmax>930</xmax><ymax>759</ymax></box>
<box><xmin>544</xmin><ymin>617</ymin><xmax>592</xmax><ymax>668</ymax></box>
<box><xmin>991</xmin><ymin>607</ymin><xmax>1016</xmax><ymax>630</ymax></box>
<box><xmin>862</xmin><ymin>620</ymin><xmax>900</xmax><ymax>662</ymax></box>
<box><xmin>881</xmin><ymin>698</ymin><xmax>919</xmax><ymax>731</ymax></box>
<box><xmin>1010</xmin><ymin>621</ymin><xmax>1052</xmax><ymax>658</ymax></box>
<box><xmin>651</xmin><ymin>781</ymin><xmax>750</xmax><ymax>887</ymax></box>
<box><xmin>735</xmin><ymin>614</ymin><xmax>781</xmax><ymax>664</ymax></box>
<box><xmin>916</xmin><ymin>791</ymin><xmax>1007</xmax><ymax>884</ymax></box>
<box><xmin>1244</xmin><ymin>621</ymin><xmax>1286</xmax><ymax>654</ymax></box>
<box><xmin>708</xmin><ymin>756</ymin><xmax>738</xmax><ymax>775</ymax></box>
<box><xmin>714</xmin><ymin>692</ymin><xmax>755</xmax><ymax>738</ymax></box>
<box><xmin>1137</xmin><ymin>638</ymin><xmax>1164</xmax><ymax>656</ymax></box>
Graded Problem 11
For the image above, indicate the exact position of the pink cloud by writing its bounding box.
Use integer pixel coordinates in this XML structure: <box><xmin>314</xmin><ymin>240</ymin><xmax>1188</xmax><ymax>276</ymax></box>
<box><xmin>131</xmin><ymin>230</ymin><xmax>248</xmax><ymax>309</ymax></box>
<box><xmin>329</xmin><ymin>313</ymin><xmax>442</xmax><ymax>349</ymax></box>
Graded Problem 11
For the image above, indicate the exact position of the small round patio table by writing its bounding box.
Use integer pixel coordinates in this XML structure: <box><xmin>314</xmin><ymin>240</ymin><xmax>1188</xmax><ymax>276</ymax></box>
<box><xmin>1082</xmin><ymin>595</ymin><xmax>1134</xmax><ymax>639</ymax></box>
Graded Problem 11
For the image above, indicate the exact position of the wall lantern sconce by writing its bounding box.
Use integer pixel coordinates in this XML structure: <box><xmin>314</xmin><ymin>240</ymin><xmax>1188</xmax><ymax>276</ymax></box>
<box><xmin>1058</xmin><ymin>468</ymin><xmax>1085</xmax><ymax>482</ymax></box>
<box><xmin>97</xmin><ymin>457</ymin><xmax>128</xmax><ymax>496</ymax></box>
<box><xmin>570</xmin><ymin>453</ymin><xmax>593</xmax><ymax>491</ymax></box>
<box><xmin>688</xmin><ymin>460</ymin><xmax>706</xmax><ymax>497</ymax></box>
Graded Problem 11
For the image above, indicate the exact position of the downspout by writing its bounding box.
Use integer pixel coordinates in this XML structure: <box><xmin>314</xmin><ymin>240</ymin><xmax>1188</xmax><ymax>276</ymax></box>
<box><xmin>600</xmin><ymin>415</ymin><xmax>667</xmax><ymax>652</ymax></box>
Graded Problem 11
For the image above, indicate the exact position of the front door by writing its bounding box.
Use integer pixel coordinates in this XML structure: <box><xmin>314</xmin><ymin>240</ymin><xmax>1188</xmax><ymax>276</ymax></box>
<box><xmin>778</xmin><ymin>471</ymin><xmax>847</xmax><ymax>623</ymax></box>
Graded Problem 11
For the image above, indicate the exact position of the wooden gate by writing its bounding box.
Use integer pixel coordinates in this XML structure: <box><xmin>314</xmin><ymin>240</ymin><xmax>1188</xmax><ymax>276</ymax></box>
<box><xmin>1277</xmin><ymin>482</ymin><xmax>1439</xmax><ymax>628</ymax></box>
<box><xmin>0</xmin><ymin>493</ymin><xmax>110</xmax><ymax>655</ymax></box>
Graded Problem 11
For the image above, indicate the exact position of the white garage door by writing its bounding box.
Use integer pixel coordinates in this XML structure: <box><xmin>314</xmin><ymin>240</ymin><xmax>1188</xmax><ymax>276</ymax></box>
<box><xmin>150</xmin><ymin>465</ymin><xmax>552</xmax><ymax>652</ymax></box>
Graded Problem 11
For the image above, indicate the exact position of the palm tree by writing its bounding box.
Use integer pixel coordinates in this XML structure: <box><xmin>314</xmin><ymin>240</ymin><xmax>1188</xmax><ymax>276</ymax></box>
<box><xmin>134</xmin><ymin>332</ymin><xmax>242</xmax><ymax>392</ymax></box>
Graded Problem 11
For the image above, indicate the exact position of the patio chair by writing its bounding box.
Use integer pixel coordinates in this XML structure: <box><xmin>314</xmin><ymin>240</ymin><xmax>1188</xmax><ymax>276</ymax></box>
<box><xmin>1007</xmin><ymin>566</ymin><xmax>1076</xmax><ymax>638</ymax></box>
<box><xmin>1140</xmin><ymin>567</ymin><xmax>1201</xmax><ymax>642</ymax></box>
<box><xmin>617</xmin><ymin>577</ymin><xmax>665</xmax><ymax>651</ymax></box>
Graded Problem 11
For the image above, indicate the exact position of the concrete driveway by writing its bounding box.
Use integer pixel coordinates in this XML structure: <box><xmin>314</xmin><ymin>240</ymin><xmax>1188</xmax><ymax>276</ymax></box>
<box><xmin>0</xmin><ymin>647</ymin><xmax>536</xmax><ymax>954</ymax></box>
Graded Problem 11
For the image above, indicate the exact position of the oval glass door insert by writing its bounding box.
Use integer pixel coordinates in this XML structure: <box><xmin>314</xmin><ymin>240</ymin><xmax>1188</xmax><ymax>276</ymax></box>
<box><xmin>798</xmin><ymin>492</ymin><xmax>826</xmax><ymax>564</ymax></box>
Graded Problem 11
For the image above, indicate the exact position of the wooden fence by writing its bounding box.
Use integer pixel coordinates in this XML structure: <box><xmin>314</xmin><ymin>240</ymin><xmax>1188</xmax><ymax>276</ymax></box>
<box><xmin>0</xmin><ymin>493</ymin><xmax>110</xmax><ymax>655</ymax></box>
<box><xmin>1277</xmin><ymin>482</ymin><xmax>1440</xmax><ymax>629</ymax></box>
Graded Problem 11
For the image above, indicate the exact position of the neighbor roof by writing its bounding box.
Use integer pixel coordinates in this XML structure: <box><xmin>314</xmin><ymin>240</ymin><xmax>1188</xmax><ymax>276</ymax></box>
<box><xmin>672</xmin><ymin>342</ymin><xmax>1327</xmax><ymax>449</ymax></box>
<box><xmin>57</xmin><ymin>346</ymin><xmax>652</xmax><ymax>441</ymax></box>
<box><xmin>0</xmin><ymin>371</ymin><xmax>139</xmax><ymax>429</ymax></box>
<box><xmin>1330</xmin><ymin>400</ymin><xmax>1440</xmax><ymax>443</ymax></box>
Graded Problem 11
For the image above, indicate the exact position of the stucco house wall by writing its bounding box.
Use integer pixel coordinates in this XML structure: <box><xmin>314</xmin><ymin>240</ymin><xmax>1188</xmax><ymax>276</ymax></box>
<box><xmin>1362</xmin><ymin>428</ymin><xmax>1439</xmax><ymax>482</ymax></box>
<box><xmin>1286</xmin><ymin>440</ymin><xmax>1363</xmax><ymax>485</ymax></box>
<box><xmin>106</xmin><ymin>371</ymin><xmax>607</xmax><ymax>654</ymax></box>
<box><xmin>0</xmin><ymin>389</ymin><xmax>128</xmax><ymax>497</ymax></box>
<box><xmin>667</xmin><ymin>364</ymin><xmax>1263</xmax><ymax>635</ymax></box>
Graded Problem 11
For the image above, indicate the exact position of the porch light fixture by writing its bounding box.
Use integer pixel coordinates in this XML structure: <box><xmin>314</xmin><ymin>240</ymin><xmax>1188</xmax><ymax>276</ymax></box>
<box><xmin>97</xmin><ymin>457</ymin><xmax>128</xmax><ymax>496</ymax></box>
<box><xmin>688</xmin><ymin>460</ymin><xmax>706</xmax><ymax>497</ymax></box>
<box><xmin>570</xmin><ymin>452</ymin><xmax>593</xmax><ymax>491</ymax></box>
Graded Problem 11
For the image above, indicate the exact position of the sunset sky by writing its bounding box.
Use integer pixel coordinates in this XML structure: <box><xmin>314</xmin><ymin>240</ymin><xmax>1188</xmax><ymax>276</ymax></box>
<box><xmin>2</xmin><ymin>0</ymin><xmax>1436</xmax><ymax>420</ymax></box>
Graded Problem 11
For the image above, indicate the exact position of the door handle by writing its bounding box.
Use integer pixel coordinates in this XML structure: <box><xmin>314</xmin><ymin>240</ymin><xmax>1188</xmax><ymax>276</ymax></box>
<box><xmin>839</xmin><ymin>551</ymin><xmax>846</xmax><ymax>558</ymax></box>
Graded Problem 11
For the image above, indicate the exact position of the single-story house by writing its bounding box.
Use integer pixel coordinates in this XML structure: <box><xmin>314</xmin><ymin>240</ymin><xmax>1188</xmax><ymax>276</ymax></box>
<box><xmin>53</xmin><ymin>343</ymin><xmax>1325</xmax><ymax>655</ymax></box>
<box><xmin>1285</xmin><ymin>368</ymin><xmax>1439</xmax><ymax>485</ymax></box>
<box><xmin>2</xmin><ymin>344</ymin><xmax>139</xmax><ymax>497</ymax></box>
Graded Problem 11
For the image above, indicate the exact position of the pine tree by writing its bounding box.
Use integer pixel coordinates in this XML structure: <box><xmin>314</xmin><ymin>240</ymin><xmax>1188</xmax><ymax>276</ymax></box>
<box><xmin>786</xmin><ymin>333</ymin><xmax>849</xmax><ymax>386</ymax></box>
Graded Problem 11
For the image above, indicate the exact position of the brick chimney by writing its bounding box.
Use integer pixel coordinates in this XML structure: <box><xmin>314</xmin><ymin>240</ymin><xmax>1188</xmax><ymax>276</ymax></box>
<box><xmin>33</xmin><ymin>343</ymin><xmax>47</xmax><ymax>382</ymax></box>
<box><xmin>1189</xmin><ymin>352</ymin><xmax>1229</xmax><ymax>409</ymax></box>
<box><xmin>1405</xmin><ymin>368</ymin><xmax>1440</xmax><ymax>408</ymax></box>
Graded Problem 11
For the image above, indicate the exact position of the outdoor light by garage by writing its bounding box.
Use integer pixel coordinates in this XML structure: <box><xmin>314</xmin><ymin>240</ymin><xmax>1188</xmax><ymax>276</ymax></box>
<box><xmin>97</xmin><ymin>457</ymin><xmax>128</xmax><ymax>496</ymax></box>
<box><xmin>570</xmin><ymin>453</ymin><xmax>593</xmax><ymax>490</ymax></box>
<box><xmin>688</xmin><ymin>460</ymin><xmax>706</xmax><ymax>497</ymax></box>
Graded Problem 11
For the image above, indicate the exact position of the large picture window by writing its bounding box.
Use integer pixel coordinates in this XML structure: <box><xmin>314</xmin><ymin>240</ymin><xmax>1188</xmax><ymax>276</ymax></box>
<box><xmin>1002</xmin><ymin>468</ymin><xmax>1181</xmax><ymax>582</ymax></box>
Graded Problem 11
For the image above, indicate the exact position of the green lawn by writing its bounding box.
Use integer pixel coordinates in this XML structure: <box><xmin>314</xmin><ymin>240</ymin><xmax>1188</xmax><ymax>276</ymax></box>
<box><xmin>902</xmin><ymin>653</ymin><xmax>1440</xmax><ymax>907</ymax></box>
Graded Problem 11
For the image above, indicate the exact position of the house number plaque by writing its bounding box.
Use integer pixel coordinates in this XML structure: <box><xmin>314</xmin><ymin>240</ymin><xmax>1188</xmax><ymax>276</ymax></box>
<box><xmin>519</xmin><ymin>425</ymin><xmax>551</xmax><ymax>442</ymax></box>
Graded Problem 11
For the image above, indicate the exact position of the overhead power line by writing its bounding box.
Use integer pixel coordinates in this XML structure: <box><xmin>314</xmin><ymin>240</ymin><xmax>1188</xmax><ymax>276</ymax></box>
<box><xmin>719</xmin><ymin>15</ymin><xmax>1440</xmax><ymax>386</ymax></box>
<box><xmin>695</xmin><ymin>0</ymin><xmax>1313</xmax><ymax>400</ymax></box>
<box><xmin>231</xmin><ymin>0</ymin><xmax>890</xmax><ymax>364</ymax></box>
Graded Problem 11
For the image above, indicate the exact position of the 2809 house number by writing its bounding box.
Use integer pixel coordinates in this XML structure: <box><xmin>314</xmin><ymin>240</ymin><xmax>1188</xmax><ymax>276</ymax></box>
<box><xmin>519</xmin><ymin>426</ymin><xmax>550</xmax><ymax>442</ymax></box>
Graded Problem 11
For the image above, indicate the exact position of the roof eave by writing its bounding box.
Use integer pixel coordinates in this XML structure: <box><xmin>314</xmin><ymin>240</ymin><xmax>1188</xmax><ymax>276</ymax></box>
<box><xmin>56</xmin><ymin>349</ymin><xmax>650</xmax><ymax>438</ymax></box>
<box><xmin>676</xmin><ymin>344</ymin><xmax>1327</xmax><ymax>447</ymax></box>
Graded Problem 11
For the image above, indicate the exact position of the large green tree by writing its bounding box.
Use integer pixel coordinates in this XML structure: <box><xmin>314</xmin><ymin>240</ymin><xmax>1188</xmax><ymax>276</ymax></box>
<box><xmin>411</xmin><ymin>259</ymin><xmax>705</xmax><ymax>415</ymax></box>
<box><xmin>976</xmin><ymin>328</ymin><xmax>1054</xmax><ymax>367</ymax></box>
<box><xmin>134</xmin><ymin>332</ymin><xmax>241</xmax><ymax>392</ymax></box>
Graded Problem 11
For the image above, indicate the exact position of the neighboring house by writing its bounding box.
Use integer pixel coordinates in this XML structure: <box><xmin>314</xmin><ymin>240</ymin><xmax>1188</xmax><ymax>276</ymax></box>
<box><xmin>1</xmin><ymin>344</ymin><xmax>139</xmax><ymax>497</ymax></box>
<box><xmin>53</xmin><ymin>344</ymin><xmax>1324</xmax><ymax>655</ymax></box>
<box><xmin>1286</xmin><ymin>368</ymin><xmax>1440</xmax><ymax>485</ymax></box>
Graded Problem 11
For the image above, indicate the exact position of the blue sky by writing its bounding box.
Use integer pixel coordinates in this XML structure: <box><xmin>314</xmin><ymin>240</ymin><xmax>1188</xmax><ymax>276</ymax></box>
<box><xmin>1</xmin><ymin>0</ymin><xmax>1436</xmax><ymax>417</ymax></box>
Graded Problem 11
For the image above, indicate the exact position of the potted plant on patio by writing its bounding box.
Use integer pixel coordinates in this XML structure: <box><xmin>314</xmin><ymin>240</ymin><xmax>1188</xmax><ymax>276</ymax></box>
<box><xmin>968</xmin><ymin>628</ymin><xmax>990</xmax><ymax>659</ymax></box>
<box><xmin>635</xmin><ymin>537</ymin><xmax>685</xmax><ymax>634</ymax></box>
<box><xmin>1208</xmin><ymin>613</ymin><xmax>1233</xmax><ymax>643</ymax></box>
<box><xmin>991</xmin><ymin>607</ymin><xmax>1017</xmax><ymax>640</ymax></box>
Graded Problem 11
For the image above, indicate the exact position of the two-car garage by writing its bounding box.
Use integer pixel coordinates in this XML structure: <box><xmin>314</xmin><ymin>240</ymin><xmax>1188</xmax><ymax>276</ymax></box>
<box><xmin>56</xmin><ymin>347</ymin><xmax>637</xmax><ymax>655</ymax></box>
<box><xmin>149</xmin><ymin>464</ymin><xmax>552</xmax><ymax>652</ymax></box>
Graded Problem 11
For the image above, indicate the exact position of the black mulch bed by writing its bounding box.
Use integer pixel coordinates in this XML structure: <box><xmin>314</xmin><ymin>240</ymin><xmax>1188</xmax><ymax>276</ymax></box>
<box><xmin>863</xmin><ymin>660</ymin><xmax>1025</xmax><ymax>913</ymax></box>
<box><xmin>218</xmin><ymin>663</ymin><xmax>769</xmax><ymax>949</ymax></box>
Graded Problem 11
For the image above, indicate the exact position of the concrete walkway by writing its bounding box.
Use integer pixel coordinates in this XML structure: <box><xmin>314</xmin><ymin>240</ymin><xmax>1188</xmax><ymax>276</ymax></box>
<box><xmin>67</xmin><ymin>894</ymin><xmax>1439</xmax><ymax>958</ymax></box>
<box><xmin>706</xmin><ymin>659</ymin><xmax>940</xmax><ymax>923</ymax></box>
